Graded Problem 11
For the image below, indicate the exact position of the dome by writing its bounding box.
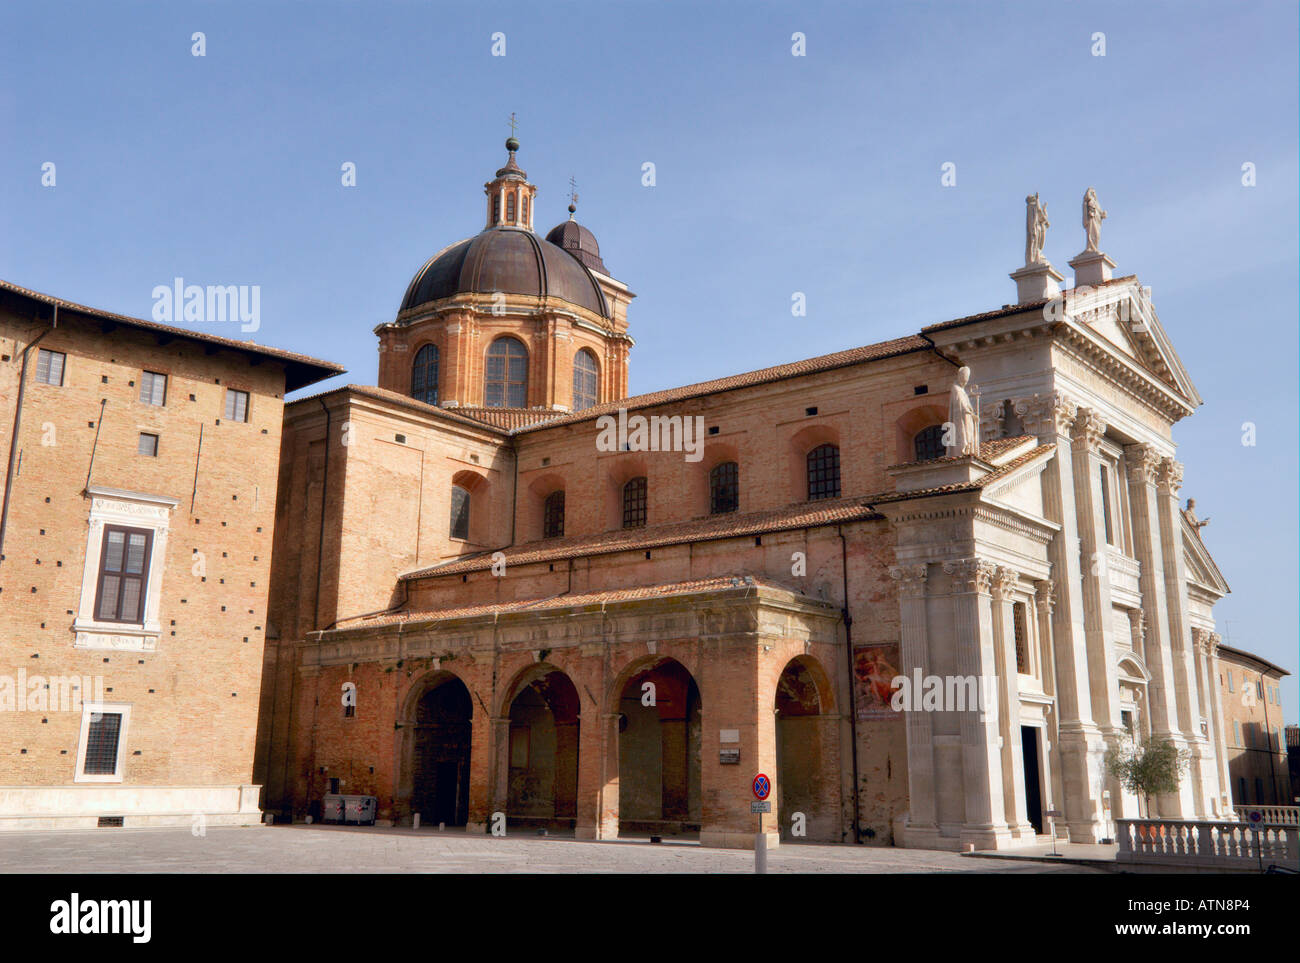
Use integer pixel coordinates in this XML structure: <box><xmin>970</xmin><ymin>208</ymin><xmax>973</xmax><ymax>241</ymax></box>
<box><xmin>399</xmin><ymin>227</ymin><xmax>609</xmax><ymax>317</ymax></box>
<box><xmin>545</xmin><ymin>219</ymin><xmax>608</xmax><ymax>275</ymax></box>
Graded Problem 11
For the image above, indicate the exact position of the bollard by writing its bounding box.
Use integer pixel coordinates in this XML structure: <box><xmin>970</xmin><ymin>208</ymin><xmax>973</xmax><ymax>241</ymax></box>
<box><xmin>755</xmin><ymin>833</ymin><xmax>768</xmax><ymax>874</ymax></box>
<box><xmin>413</xmin><ymin>812</ymin><xmax>420</xmax><ymax>830</ymax></box>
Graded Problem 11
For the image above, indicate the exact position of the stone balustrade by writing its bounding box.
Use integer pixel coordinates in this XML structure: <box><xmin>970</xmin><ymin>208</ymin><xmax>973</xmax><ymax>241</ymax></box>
<box><xmin>1234</xmin><ymin>805</ymin><xmax>1300</xmax><ymax>826</ymax></box>
<box><xmin>1117</xmin><ymin>817</ymin><xmax>1299</xmax><ymax>872</ymax></box>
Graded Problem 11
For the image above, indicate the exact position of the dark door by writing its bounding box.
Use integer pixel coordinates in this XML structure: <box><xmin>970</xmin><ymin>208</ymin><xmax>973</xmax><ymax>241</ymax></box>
<box><xmin>1021</xmin><ymin>726</ymin><xmax>1043</xmax><ymax>834</ymax></box>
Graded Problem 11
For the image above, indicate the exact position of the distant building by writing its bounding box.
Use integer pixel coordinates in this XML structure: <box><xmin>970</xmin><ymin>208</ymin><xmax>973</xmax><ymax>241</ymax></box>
<box><xmin>1287</xmin><ymin>725</ymin><xmax>1300</xmax><ymax>806</ymax></box>
<box><xmin>1214</xmin><ymin>643</ymin><xmax>1291</xmax><ymax>808</ymax></box>
<box><xmin>0</xmin><ymin>281</ymin><xmax>340</xmax><ymax>829</ymax></box>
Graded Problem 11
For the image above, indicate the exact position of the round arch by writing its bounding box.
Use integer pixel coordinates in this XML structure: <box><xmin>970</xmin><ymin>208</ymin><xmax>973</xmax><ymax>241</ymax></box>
<box><xmin>773</xmin><ymin>654</ymin><xmax>837</xmax><ymax>842</ymax></box>
<box><xmin>397</xmin><ymin>670</ymin><xmax>474</xmax><ymax>827</ymax></box>
<box><xmin>498</xmin><ymin>663</ymin><xmax>581</xmax><ymax>829</ymax></box>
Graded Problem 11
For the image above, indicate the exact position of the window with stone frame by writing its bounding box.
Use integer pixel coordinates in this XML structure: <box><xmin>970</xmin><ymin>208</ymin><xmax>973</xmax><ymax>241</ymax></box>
<box><xmin>572</xmin><ymin>349</ymin><xmax>598</xmax><ymax>410</ymax></box>
<box><xmin>1013</xmin><ymin>602</ymin><xmax>1030</xmax><ymax>673</ymax></box>
<box><xmin>913</xmin><ymin>424</ymin><xmax>946</xmax><ymax>461</ymax></box>
<box><xmin>622</xmin><ymin>476</ymin><xmax>647</xmax><ymax>529</ymax></box>
<box><xmin>449</xmin><ymin>485</ymin><xmax>471</xmax><ymax>540</ymax></box>
<box><xmin>411</xmin><ymin>344</ymin><xmax>439</xmax><ymax>405</ymax></box>
<box><xmin>224</xmin><ymin>387</ymin><xmax>250</xmax><ymax>422</ymax></box>
<box><xmin>75</xmin><ymin>702</ymin><xmax>131</xmax><ymax>783</ymax></box>
<box><xmin>485</xmin><ymin>337</ymin><xmax>528</xmax><ymax>408</ymax></box>
<box><xmin>94</xmin><ymin>526</ymin><xmax>153</xmax><ymax>624</ymax></box>
<box><xmin>806</xmin><ymin>444</ymin><xmax>840</xmax><ymax>500</ymax></box>
<box><xmin>543</xmin><ymin>490</ymin><xmax>565</xmax><ymax>538</ymax></box>
<box><xmin>709</xmin><ymin>461</ymin><xmax>739</xmax><ymax>514</ymax></box>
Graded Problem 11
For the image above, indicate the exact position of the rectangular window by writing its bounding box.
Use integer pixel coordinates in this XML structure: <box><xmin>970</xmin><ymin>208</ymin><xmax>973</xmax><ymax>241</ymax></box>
<box><xmin>139</xmin><ymin>370</ymin><xmax>167</xmax><ymax>406</ymax></box>
<box><xmin>1227</xmin><ymin>670</ymin><xmax>1235</xmax><ymax>693</ymax></box>
<box><xmin>1120</xmin><ymin>710</ymin><xmax>1134</xmax><ymax>735</ymax></box>
<box><xmin>137</xmin><ymin>432</ymin><xmax>159</xmax><ymax>457</ymax></box>
<box><xmin>1099</xmin><ymin>464</ymin><xmax>1114</xmax><ymax>545</ymax></box>
<box><xmin>1256</xmin><ymin>680</ymin><xmax>1264</xmax><ymax>698</ymax></box>
<box><xmin>82</xmin><ymin>711</ymin><xmax>124</xmax><ymax>776</ymax></box>
<box><xmin>35</xmin><ymin>348</ymin><xmax>65</xmax><ymax>386</ymax></box>
<box><xmin>449</xmin><ymin>486</ymin><xmax>470</xmax><ymax>541</ymax></box>
<box><xmin>94</xmin><ymin>526</ymin><xmax>153</xmax><ymax>624</ymax></box>
<box><xmin>1233</xmin><ymin>720</ymin><xmax>1241</xmax><ymax>746</ymax></box>
<box><xmin>1012</xmin><ymin>602</ymin><xmax>1029</xmax><ymax>673</ymax></box>
<box><xmin>224</xmin><ymin>388</ymin><xmax>250</xmax><ymax>422</ymax></box>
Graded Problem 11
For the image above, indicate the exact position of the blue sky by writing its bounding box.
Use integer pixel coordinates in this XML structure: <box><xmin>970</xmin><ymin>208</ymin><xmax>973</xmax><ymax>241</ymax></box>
<box><xmin>2</xmin><ymin>1</ymin><xmax>1296</xmax><ymax>717</ymax></box>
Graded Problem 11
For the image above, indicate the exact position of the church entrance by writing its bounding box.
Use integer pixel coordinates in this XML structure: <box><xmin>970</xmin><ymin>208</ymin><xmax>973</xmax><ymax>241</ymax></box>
<box><xmin>1020</xmin><ymin>725</ymin><xmax>1043</xmax><ymax>835</ymax></box>
<box><xmin>505</xmin><ymin>668</ymin><xmax>580</xmax><ymax>831</ymax></box>
<box><xmin>411</xmin><ymin>674</ymin><xmax>472</xmax><ymax>827</ymax></box>
<box><xmin>616</xmin><ymin>658</ymin><xmax>701</xmax><ymax>837</ymax></box>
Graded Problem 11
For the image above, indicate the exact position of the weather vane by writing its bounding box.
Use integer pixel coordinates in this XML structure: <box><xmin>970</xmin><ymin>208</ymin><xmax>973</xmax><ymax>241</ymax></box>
<box><xmin>568</xmin><ymin>175</ymin><xmax>579</xmax><ymax>209</ymax></box>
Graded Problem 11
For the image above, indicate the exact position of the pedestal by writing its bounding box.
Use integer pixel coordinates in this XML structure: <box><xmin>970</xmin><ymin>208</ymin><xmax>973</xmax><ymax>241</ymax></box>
<box><xmin>1009</xmin><ymin>261</ymin><xmax>1065</xmax><ymax>303</ymax></box>
<box><xmin>1068</xmin><ymin>250</ymin><xmax>1116</xmax><ymax>287</ymax></box>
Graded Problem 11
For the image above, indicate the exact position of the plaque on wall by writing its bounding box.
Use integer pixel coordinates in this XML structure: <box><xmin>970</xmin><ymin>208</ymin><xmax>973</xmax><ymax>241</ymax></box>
<box><xmin>719</xmin><ymin>748</ymin><xmax>740</xmax><ymax>765</ymax></box>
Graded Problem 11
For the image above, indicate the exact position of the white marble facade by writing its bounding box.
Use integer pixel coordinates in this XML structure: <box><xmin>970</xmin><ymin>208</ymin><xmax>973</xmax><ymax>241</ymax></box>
<box><xmin>881</xmin><ymin>268</ymin><xmax>1231</xmax><ymax>850</ymax></box>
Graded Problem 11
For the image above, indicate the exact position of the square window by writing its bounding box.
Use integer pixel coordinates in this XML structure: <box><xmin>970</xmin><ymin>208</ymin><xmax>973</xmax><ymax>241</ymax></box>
<box><xmin>36</xmin><ymin>348</ymin><xmax>65</xmax><ymax>386</ymax></box>
<box><xmin>139</xmin><ymin>371</ymin><xmax>167</xmax><ymax>406</ymax></box>
<box><xmin>138</xmin><ymin>433</ymin><xmax>159</xmax><ymax>457</ymax></box>
<box><xmin>224</xmin><ymin>388</ymin><xmax>250</xmax><ymax>422</ymax></box>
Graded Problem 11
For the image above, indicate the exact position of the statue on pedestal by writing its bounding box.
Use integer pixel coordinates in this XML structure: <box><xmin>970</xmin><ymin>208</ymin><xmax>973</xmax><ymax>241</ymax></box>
<box><xmin>1025</xmin><ymin>193</ymin><xmax>1050</xmax><ymax>265</ymax></box>
<box><xmin>946</xmin><ymin>366</ymin><xmax>978</xmax><ymax>457</ymax></box>
<box><xmin>1083</xmin><ymin>187</ymin><xmax>1107</xmax><ymax>253</ymax></box>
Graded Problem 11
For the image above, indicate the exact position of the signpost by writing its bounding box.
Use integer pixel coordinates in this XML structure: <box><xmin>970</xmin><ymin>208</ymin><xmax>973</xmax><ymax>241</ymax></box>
<box><xmin>1044</xmin><ymin>809</ymin><xmax>1061</xmax><ymax>856</ymax></box>
<box><xmin>753</xmin><ymin>773</ymin><xmax>771</xmax><ymax>874</ymax></box>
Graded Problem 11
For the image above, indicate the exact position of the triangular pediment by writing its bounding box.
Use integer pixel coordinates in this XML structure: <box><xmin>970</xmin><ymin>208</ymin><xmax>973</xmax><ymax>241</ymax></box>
<box><xmin>1064</xmin><ymin>278</ymin><xmax>1203</xmax><ymax>409</ymax></box>
<box><xmin>1182</xmin><ymin>512</ymin><xmax>1230</xmax><ymax>597</ymax></box>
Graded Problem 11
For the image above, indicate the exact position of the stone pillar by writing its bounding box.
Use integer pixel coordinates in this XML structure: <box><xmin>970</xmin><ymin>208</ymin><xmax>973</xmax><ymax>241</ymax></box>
<box><xmin>1155</xmin><ymin>457</ymin><xmax>1208</xmax><ymax>816</ymax></box>
<box><xmin>577</xmin><ymin>712</ymin><xmax>621</xmax><ymax>840</ymax></box>
<box><xmin>889</xmin><ymin>563</ymin><xmax>937</xmax><ymax>841</ymax></box>
<box><xmin>1017</xmin><ymin>392</ymin><xmax>1106</xmax><ymax>843</ymax></box>
<box><xmin>991</xmin><ymin>566</ymin><xmax>1033</xmax><ymax>837</ymax></box>
<box><xmin>1123</xmin><ymin>444</ymin><xmax>1194</xmax><ymax>817</ymax></box>
<box><xmin>1035</xmin><ymin>580</ymin><xmax>1065</xmax><ymax>815</ymax></box>
<box><xmin>1190</xmin><ymin>629</ymin><xmax>1222</xmax><ymax>816</ymax></box>
<box><xmin>1201</xmin><ymin>631</ymin><xmax>1233</xmax><ymax>815</ymax></box>
<box><xmin>943</xmin><ymin>557</ymin><xmax>1011</xmax><ymax>850</ymax></box>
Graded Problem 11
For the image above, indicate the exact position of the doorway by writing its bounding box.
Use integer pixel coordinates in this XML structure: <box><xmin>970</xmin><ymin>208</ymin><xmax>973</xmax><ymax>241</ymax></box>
<box><xmin>1020</xmin><ymin>725</ymin><xmax>1043</xmax><ymax>834</ymax></box>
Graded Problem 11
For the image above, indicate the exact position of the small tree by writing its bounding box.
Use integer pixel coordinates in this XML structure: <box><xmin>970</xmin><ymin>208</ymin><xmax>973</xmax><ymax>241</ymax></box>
<box><xmin>1105</xmin><ymin>738</ymin><xmax>1193</xmax><ymax>817</ymax></box>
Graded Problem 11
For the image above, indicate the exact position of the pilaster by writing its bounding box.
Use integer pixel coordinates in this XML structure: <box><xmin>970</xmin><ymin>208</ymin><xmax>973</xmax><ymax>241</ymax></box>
<box><xmin>889</xmin><ymin>563</ymin><xmax>937</xmax><ymax>839</ymax></box>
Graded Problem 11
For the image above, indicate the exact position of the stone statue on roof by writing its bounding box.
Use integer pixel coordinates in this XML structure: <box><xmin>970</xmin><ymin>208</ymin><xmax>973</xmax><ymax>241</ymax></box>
<box><xmin>946</xmin><ymin>366</ymin><xmax>978</xmax><ymax>457</ymax></box>
<box><xmin>1025</xmin><ymin>193</ymin><xmax>1050</xmax><ymax>266</ymax></box>
<box><xmin>1083</xmin><ymin>187</ymin><xmax>1107</xmax><ymax>253</ymax></box>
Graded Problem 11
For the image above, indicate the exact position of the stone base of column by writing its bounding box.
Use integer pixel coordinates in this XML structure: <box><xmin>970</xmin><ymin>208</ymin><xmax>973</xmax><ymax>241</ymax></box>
<box><xmin>960</xmin><ymin>824</ymin><xmax>1016</xmax><ymax>851</ymax></box>
<box><xmin>1010</xmin><ymin>821</ymin><xmax>1040</xmax><ymax>840</ymax></box>
<box><xmin>466</xmin><ymin>821</ymin><xmax>487</xmax><ymax>835</ymax></box>
<box><xmin>700</xmin><ymin>829</ymin><xmax>780</xmax><ymax>851</ymax></box>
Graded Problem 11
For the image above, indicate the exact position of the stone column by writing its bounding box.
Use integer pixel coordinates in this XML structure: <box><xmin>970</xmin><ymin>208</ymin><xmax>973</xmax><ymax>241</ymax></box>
<box><xmin>943</xmin><ymin>557</ymin><xmax>1011</xmax><ymax>850</ymax></box>
<box><xmin>1035</xmin><ymin>580</ymin><xmax>1065</xmax><ymax>815</ymax></box>
<box><xmin>1190</xmin><ymin>628</ymin><xmax>1222</xmax><ymax>816</ymax></box>
<box><xmin>1123</xmin><ymin>444</ymin><xmax>1194</xmax><ymax>817</ymax></box>
<box><xmin>889</xmin><ymin>563</ymin><xmax>937</xmax><ymax>840</ymax></box>
<box><xmin>1155</xmin><ymin>457</ymin><xmax>1207</xmax><ymax>815</ymax></box>
<box><xmin>992</xmin><ymin>566</ymin><xmax>1034</xmax><ymax>838</ymax></box>
<box><xmin>1202</xmin><ymin>632</ymin><xmax>1232</xmax><ymax>815</ymax></box>
<box><xmin>1017</xmin><ymin>392</ymin><xmax>1106</xmax><ymax>843</ymax></box>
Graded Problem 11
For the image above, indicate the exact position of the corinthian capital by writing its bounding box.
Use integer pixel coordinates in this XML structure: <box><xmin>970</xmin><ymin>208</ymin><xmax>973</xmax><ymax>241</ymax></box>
<box><xmin>943</xmin><ymin>557</ymin><xmax>997</xmax><ymax>595</ymax></box>
<box><xmin>1071</xmin><ymin>408</ymin><xmax>1107</xmax><ymax>452</ymax></box>
<box><xmin>1157</xmin><ymin>458</ymin><xmax>1184</xmax><ymax>496</ymax></box>
<box><xmin>992</xmin><ymin>566</ymin><xmax>1020</xmax><ymax>600</ymax></box>
<box><xmin>888</xmin><ymin>563</ymin><xmax>929</xmax><ymax>599</ymax></box>
<box><xmin>1014</xmin><ymin>392</ymin><xmax>1077</xmax><ymax>438</ymax></box>
<box><xmin>1034</xmin><ymin>579</ymin><xmax>1055</xmax><ymax>613</ymax></box>
<box><xmin>1124</xmin><ymin>444</ymin><xmax>1161</xmax><ymax>486</ymax></box>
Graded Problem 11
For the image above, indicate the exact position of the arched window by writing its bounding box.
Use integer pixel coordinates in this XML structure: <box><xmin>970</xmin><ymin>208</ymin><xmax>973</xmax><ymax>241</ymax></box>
<box><xmin>485</xmin><ymin>337</ymin><xmax>528</xmax><ymax>408</ymax></box>
<box><xmin>806</xmin><ymin>444</ymin><xmax>840</xmax><ymax>500</ymax></box>
<box><xmin>506</xmin><ymin>192</ymin><xmax>516</xmax><ymax>223</ymax></box>
<box><xmin>411</xmin><ymin>344</ymin><xmax>439</xmax><ymax>405</ymax></box>
<box><xmin>543</xmin><ymin>491</ymin><xmax>565</xmax><ymax>538</ymax></box>
<box><xmin>521</xmin><ymin>195</ymin><xmax>529</xmax><ymax>226</ymax></box>
<box><xmin>709</xmin><ymin>461</ymin><xmax>739</xmax><ymax>514</ymax></box>
<box><xmin>450</xmin><ymin>486</ymin><xmax>470</xmax><ymax>541</ymax></box>
<box><xmin>572</xmin><ymin>349</ymin><xmax>598</xmax><ymax>410</ymax></box>
<box><xmin>492</xmin><ymin>195</ymin><xmax>501</xmax><ymax>225</ymax></box>
<box><xmin>914</xmin><ymin>424</ymin><xmax>946</xmax><ymax>462</ymax></box>
<box><xmin>622</xmin><ymin>477</ymin><xmax>647</xmax><ymax>529</ymax></box>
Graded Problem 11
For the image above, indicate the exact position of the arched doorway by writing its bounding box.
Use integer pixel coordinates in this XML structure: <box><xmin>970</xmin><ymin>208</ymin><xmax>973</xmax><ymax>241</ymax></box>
<box><xmin>408</xmin><ymin>673</ymin><xmax>472</xmax><ymax>827</ymax></box>
<box><xmin>616</xmin><ymin>658</ymin><xmax>702</xmax><ymax>837</ymax></box>
<box><xmin>775</xmin><ymin>656</ymin><xmax>833</xmax><ymax>841</ymax></box>
<box><xmin>504</xmin><ymin>668</ymin><xmax>580</xmax><ymax>831</ymax></box>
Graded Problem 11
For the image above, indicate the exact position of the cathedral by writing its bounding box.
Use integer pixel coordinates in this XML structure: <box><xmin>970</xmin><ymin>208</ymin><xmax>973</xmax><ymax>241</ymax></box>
<box><xmin>253</xmin><ymin>136</ymin><xmax>1237</xmax><ymax>851</ymax></box>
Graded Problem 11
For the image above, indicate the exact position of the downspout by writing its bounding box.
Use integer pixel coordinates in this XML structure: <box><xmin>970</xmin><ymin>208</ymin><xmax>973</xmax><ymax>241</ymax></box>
<box><xmin>0</xmin><ymin>307</ymin><xmax>56</xmax><ymax>575</ymax></box>
<box><xmin>837</xmin><ymin>523</ymin><xmax>862</xmax><ymax>843</ymax></box>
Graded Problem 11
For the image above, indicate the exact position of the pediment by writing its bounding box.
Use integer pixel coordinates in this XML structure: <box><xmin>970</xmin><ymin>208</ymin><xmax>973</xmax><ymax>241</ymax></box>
<box><xmin>1182</xmin><ymin>513</ymin><xmax>1230</xmax><ymax>597</ymax></box>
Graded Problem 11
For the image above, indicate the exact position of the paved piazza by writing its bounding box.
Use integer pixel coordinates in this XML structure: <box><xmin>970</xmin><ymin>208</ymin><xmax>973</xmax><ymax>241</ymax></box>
<box><xmin>0</xmin><ymin>825</ymin><xmax>1104</xmax><ymax>874</ymax></box>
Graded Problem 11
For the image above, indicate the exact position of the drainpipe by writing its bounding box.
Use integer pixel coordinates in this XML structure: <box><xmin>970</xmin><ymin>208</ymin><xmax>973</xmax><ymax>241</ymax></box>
<box><xmin>837</xmin><ymin>523</ymin><xmax>862</xmax><ymax>843</ymax></box>
<box><xmin>0</xmin><ymin>306</ymin><xmax>56</xmax><ymax>576</ymax></box>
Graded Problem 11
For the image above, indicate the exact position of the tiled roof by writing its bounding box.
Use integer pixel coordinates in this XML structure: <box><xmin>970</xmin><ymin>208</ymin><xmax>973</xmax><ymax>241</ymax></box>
<box><xmin>872</xmin><ymin>443</ymin><xmax>1056</xmax><ymax>503</ymax></box>
<box><xmin>400</xmin><ymin>495</ymin><xmax>887</xmax><ymax>580</ymax></box>
<box><xmin>334</xmin><ymin>574</ymin><xmax>822</xmax><ymax>631</ymax></box>
<box><xmin>886</xmin><ymin>435</ymin><xmax>1036</xmax><ymax>471</ymax></box>
<box><xmin>0</xmin><ymin>279</ymin><xmax>344</xmax><ymax>392</ymax></box>
<box><xmin>507</xmin><ymin>334</ymin><xmax>932</xmax><ymax>434</ymax></box>
<box><xmin>452</xmin><ymin>407</ymin><xmax>563</xmax><ymax>430</ymax></box>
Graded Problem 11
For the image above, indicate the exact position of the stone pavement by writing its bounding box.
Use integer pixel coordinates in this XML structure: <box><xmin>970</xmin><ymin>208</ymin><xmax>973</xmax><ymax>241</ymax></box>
<box><xmin>0</xmin><ymin>825</ymin><xmax>1107</xmax><ymax>873</ymax></box>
